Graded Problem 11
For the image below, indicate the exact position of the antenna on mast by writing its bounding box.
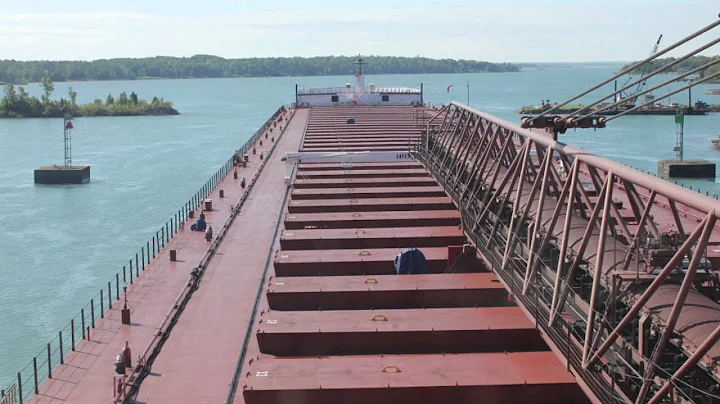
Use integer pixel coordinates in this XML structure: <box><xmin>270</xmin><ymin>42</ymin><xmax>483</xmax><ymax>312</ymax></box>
<box><xmin>352</xmin><ymin>55</ymin><xmax>366</xmax><ymax>92</ymax></box>
<box><xmin>352</xmin><ymin>55</ymin><xmax>366</xmax><ymax>77</ymax></box>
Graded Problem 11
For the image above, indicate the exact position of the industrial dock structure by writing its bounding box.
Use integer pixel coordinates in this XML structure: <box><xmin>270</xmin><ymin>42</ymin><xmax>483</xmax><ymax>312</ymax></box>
<box><xmin>4</xmin><ymin>20</ymin><xmax>720</xmax><ymax>404</ymax></box>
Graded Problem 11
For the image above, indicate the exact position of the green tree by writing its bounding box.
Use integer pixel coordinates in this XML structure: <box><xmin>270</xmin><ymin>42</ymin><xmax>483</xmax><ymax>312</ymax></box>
<box><xmin>68</xmin><ymin>86</ymin><xmax>78</xmax><ymax>106</ymax></box>
<box><xmin>40</xmin><ymin>76</ymin><xmax>54</xmax><ymax>105</ymax></box>
<box><xmin>117</xmin><ymin>91</ymin><xmax>129</xmax><ymax>105</ymax></box>
<box><xmin>129</xmin><ymin>91</ymin><xmax>138</xmax><ymax>104</ymax></box>
<box><xmin>106</xmin><ymin>94</ymin><xmax>114</xmax><ymax>105</ymax></box>
<box><xmin>2</xmin><ymin>84</ymin><xmax>17</xmax><ymax>111</ymax></box>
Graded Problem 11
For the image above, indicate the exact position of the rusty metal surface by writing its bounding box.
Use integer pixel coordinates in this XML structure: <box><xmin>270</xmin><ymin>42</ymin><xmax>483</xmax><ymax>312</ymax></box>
<box><xmin>287</xmin><ymin>197</ymin><xmax>455</xmax><ymax>213</ymax></box>
<box><xmin>273</xmin><ymin>247</ymin><xmax>449</xmax><ymax>276</ymax></box>
<box><xmin>291</xmin><ymin>185</ymin><xmax>447</xmax><ymax>200</ymax></box>
<box><xmin>279</xmin><ymin>226</ymin><xmax>466</xmax><ymax>250</ymax></box>
<box><xmin>242</xmin><ymin>353</ymin><xmax>589</xmax><ymax>404</ymax></box>
<box><xmin>283</xmin><ymin>210</ymin><xmax>460</xmax><ymax>230</ymax></box>
<box><xmin>416</xmin><ymin>101</ymin><xmax>720</xmax><ymax>402</ymax></box>
<box><xmin>297</xmin><ymin>162</ymin><xmax>425</xmax><ymax>171</ymax></box>
<box><xmin>301</xmin><ymin>145</ymin><xmax>411</xmax><ymax>151</ymax></box>
<box><xmin>266</xmin><ymin>273</ymin><xmax>509</xmax><ymax>310</ymax></box>
<box><xmin>237</xmin><ymin>105</ymin><xmax>589</xmax><ymax>404</ymax></box>
<box><xmin>628</xmin><ymin>283</ymin><xmax>720</xmax><ymax>362</ymax></box>
<box><xmin>296</xmin><ymin>168</ymin><xmax>429</xmax><ymax>179</ymax></box>
<box><xmin>293</xmin><ymin>176</ymin><xmax>439</xmax><ymax>188</ymax></box>
<box><xmin>256</xmin><ymin>307</ymin><xmax>548</xmax><ymax>356</ymax></box>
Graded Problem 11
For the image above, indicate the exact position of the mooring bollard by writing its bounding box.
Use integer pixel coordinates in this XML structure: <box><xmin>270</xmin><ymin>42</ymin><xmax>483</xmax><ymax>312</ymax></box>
<box><xmin>219</xmin><ymin>190</ymin><xmax>224</xmax><ymax>198</ymax></box>
<box><xmin>170</xmin><ymin>249</ymin><xmax>177</xmax><ymax>262</ymax></box>
<box><xmin>121</xmin><ymin>288</ymin><xmax>131</xmax><ymax>325</ymax></box>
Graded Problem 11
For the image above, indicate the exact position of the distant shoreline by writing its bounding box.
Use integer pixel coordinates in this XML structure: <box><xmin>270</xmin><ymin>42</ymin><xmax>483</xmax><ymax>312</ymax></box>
<box><xmin>0</xmin><ymin>55</ymin><xmax>520</xmax><ymax>85</ymax></box>
<box><xmin>2</xmin><ymin>71</ymin><xmax>523</xmax><ymax>86</ymax></box>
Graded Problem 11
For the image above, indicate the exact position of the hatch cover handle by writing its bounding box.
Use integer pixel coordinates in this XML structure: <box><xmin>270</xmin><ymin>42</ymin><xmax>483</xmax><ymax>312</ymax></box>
<box><xmin>359</xmin><ymin>250</ymin><xmax>371</xmax><ymax>256</ymax></box>
<box><xmin>352</xmin><ymin>213</ymin><xmax>362</xmax><ymax>217</ymax></box>
<box><xmin>355</xmin><ymin>229</ymin><xmax>366</xmax><ymax>234</ymax></box>
<box><xmin>371</xmin><ymin>314</ymin><xmax>388</xmax><ymax>322</ymax></box>
<box><xmin>364</xmin><ymin>277</ymin><xmax>378</xmax><ymax>284</ymax></box>
<box><xmin>381</xmin><ymin>365</ymin><xmax>401</xmax><ymax>373</ymax></box>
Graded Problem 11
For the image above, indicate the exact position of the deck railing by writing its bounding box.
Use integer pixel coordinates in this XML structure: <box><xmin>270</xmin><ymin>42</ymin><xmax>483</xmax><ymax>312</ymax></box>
<box><xmin>0</xmin><ymin>104</ymin><xmax>290</xmax><ymax>404</ymax></box>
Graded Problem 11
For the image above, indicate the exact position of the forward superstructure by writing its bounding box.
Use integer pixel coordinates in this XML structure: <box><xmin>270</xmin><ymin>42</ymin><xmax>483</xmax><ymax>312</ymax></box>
<box><xmin>295</xmin><ymin>57</ymin><xmax>423</xmax><ymax>107</ymax></box>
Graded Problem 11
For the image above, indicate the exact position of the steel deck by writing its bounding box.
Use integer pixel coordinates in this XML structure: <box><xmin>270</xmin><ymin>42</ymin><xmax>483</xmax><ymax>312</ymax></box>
<box><xmin>24</xmin><ymin>108</ymin><xmax>303</xmax><ymax>403</ymax></box>
<box><xmin>239</xmin><ymin>105</ymin><xmax>590</xmax><ymax>403</ymax></box>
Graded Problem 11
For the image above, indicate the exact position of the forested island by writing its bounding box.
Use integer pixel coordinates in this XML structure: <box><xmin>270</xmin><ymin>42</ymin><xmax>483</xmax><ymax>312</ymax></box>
<box><xmin>621</xmin><ymin>55</ymin><xmax>720</xmax><ymax>83</ymax></box>
<box><xmin>0</xmin><ymin>77</ymin><xmax>178</xmax><ymax>118</ymax></box>
<box><xmin>0</xmin><ymin>55</ymin><xmax>520</xmax><ymax>84</ymax></box>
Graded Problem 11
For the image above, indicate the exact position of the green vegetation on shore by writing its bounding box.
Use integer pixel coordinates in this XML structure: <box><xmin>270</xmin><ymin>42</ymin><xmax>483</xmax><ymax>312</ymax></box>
<box><xmin>621</xmin><ymin>55</ymin><xmax>720</xmax><ymax>83</ymax></box>
<box><xmin>0</xmin><ymin>55</ymin><xmax>519</xmax><ymax>84</ymax></box>
<box><xmin>0</xmin><ymin>77</ymin><xmax>178</xmax><ymax>118</ymax></box>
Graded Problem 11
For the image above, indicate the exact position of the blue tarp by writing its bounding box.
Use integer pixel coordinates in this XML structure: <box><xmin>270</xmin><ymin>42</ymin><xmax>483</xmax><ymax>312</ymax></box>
<box><xmin>190</xmin><ymin>218</ymin><xmax>206</xmax><ymax>231</ymax></box>
<box><xmin>394</xmin><ymin>248</ymin><xmax>428</xmax><ymax>275</ymax></box>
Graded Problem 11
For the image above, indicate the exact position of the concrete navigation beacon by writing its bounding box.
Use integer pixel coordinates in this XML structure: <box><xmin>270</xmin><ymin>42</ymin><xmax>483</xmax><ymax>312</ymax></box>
<box><xmin>34</xmin><ymin>115</ymin><xmax>91</xmax><ymax>184</ymax></box>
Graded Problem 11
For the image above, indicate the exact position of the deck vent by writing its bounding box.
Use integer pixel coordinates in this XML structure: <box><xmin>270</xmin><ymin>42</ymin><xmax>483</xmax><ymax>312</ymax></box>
<box><xmin>346</xmin><ymin>118</ymin><xmax>355</xmax><ymax>124</ymax></box>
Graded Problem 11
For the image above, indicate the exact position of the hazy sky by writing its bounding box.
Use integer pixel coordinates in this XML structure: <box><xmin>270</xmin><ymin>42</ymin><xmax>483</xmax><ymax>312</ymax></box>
<box><xmin>1</xmin><ymin>0</ymin><xmax>718</xmax><ymax>62</ymax></box>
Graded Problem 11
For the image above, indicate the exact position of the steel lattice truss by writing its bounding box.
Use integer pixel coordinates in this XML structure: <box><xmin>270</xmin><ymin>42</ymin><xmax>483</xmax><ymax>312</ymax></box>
<box><xmin>415</xmin><ymin>101</ymin><xmax>720</xmax><ymax>404</ymax></box>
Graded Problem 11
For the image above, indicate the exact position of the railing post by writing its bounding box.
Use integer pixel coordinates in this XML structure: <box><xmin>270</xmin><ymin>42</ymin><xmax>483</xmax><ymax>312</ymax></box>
<box><xmin>33</xmin><ymin>357</ymin><xmax>38</xmax><ymax>394</ymax></box>
<box><xmin>116</xmin><ymin>274</ymin><xmax>120</xmax><ymax>302</ymax></box>
<box><xmin>100</xmin><ymin>290</ymin><xmax>104</xmax><ymax>318</ymax></box>
<box><xmin>108</xmin><ymin>282</ymin><xmax>112</xmax><ymax>309</ymax></box>
<box><xmin>567</xmin><ymin>324</ymin><xmax>572</xmax><ymax>372</ymax></box>
<box><xmin>90</xmin><ymin>299</ymin><xmax>95</xmax><ymax>328</ymax></box>
<box><xmin>18</xmin><ymin>371</ymin><xmax>23</xmax><ymax>404</ymax></box>
<box><xmin>71</xmin><ymin>319</ymin><xmax>75</xmax><ymax>351</ymax></box>
<box><xmin>123</xmin><ymin>266</ymin><xmax>127</xmax><ymax>283</ymax></box>
<box><xmin>146</xmin><ymin>241</ymin><xmax>150</xmax><ymax>263</ymax></box>
<box><xmin>165</xmin><ymin>223</ymin><xmax>169</xmax><ymax>243</ymax></box>
<box><xmin>141</xmin><ymin>247</ymin><xmax>145</xmax><ymax>271</ymax></box>
<box><xmin>153</xmin><ymin>237</ymin><xmax>156</xmax><ymax>259</ymax></box>
<box><xmin>81</xmin><ymin>309</ymin><xmax>86</xmax><ymax>339</ymax></box>
<box><xmin>135</xmin><ymin>253</ymin><xmax>139</xmax><ymax>275</ymax></box>
<box><xmin>47</xmin><ymin>343</ymin><xmax>52</xmax><ymax>379</ymax></box>
<box><xmin>59</xmin><ymin>331</ymin><xmax>64</xmax><ymax>364</ymax></box>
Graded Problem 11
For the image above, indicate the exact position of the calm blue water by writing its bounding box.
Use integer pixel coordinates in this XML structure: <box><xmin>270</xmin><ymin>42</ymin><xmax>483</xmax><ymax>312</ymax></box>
<box><xmin>1</xmin><ymin>67</ymin><xmax>719</xmax><ymax>387</ymax></box>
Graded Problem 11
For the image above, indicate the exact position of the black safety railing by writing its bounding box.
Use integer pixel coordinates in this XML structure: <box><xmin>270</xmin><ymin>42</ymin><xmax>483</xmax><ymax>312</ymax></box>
<box><xmin>1</xmin><ymin>104</ymin><xmax>291</xmax><ymax>404</ymax></box>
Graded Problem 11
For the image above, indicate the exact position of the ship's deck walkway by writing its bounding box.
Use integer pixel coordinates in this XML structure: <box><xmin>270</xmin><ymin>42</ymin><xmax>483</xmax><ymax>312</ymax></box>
<box><xmin>26</xmin><ymin>108</ymin><xmax>306</xmax><ymax>404</ymax></box>
<box><xmin>131</xmin><ymin>109</ymin><xmax>308</xmax><ymax>403</ymax></box>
